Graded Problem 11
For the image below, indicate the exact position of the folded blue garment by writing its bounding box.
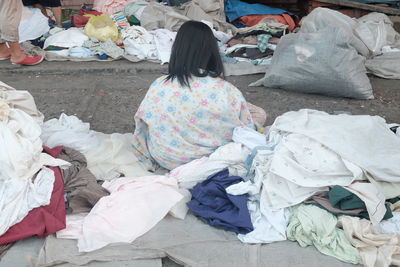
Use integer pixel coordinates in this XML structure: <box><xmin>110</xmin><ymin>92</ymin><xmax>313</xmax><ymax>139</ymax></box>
<box><xmin>187</xmin><ymin>168</ymin><xmax>253</xmax><ymax>234</ymax></box>
<box><xmin>224</xmin><ymin>0</ymin><xmax>291</xmax><ymax>22</ymax></box>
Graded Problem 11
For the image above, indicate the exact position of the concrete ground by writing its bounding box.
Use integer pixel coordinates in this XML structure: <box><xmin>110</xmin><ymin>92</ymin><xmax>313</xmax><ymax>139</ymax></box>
<box><xmin>1</xmin><ymin>60</ymin><xmax>399</xmax><ymax>134</ymax></box>
<box><xmin>0</xmin><ymin>59</ymin><xmax>399</xmax><ymax>266</ymax></box>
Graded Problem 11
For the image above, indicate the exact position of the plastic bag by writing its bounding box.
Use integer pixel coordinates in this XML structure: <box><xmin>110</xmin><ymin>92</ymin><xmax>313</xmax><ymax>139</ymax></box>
<box><xmin>300</xmin><ymin>8</ymin><xmax>369</xmax><ymax>57</ymax></box>
<box><xmin>84</xmin><ymin>14</ymin><xmax>119</xmax><ymax>42</ymax></box>
<box><xmin>354</xmin><ymin>13</ymin><xmax>400</xmax><ymax>55</ymax></box>
<box><xmin>251</xmin><ymin>27</ymin><xmax>374</xmax><ymax>100</ymax></box>
<box><xmin>19</xmin><ymin>7</ymin><xmax>50</xmax><ymax>43</ymax></box>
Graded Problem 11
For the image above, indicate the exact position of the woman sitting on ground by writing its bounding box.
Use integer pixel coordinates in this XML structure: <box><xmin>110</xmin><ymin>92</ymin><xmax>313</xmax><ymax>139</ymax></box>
<box><xmin>132</xmin><ymin>20</ymin><xmax>266</xmax><ymax>170</ymax></box>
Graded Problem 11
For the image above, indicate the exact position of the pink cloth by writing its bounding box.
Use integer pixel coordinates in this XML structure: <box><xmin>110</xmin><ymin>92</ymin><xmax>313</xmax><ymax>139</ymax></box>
<box><xmin>71</xmin><ymin>176</ymin><xmax>183</xmax><ymax>252</ymax></box>
<box><xmin>93</xmin><ymin>0</ymin><xmax>137</xmax><ymax>15</ymax></box>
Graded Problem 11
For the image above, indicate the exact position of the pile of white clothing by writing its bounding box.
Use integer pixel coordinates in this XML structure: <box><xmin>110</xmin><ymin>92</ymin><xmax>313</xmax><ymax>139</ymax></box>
<box><xmin>122</xmin><ymin>26</ymin><xmax>176</xmax><ymax>64</ymax></box>
<box><xmin>0</xmin><ymin>82</ymin><xmax>69</xmax><ymax>236</ymax></box>
<box><xmin>41</xmin><ymin>113</ymin><xmax>100</xmax><ymax>154</ymax></box>
<box><xmin>40</xmin><ymin>114</ymin><xmax>151</xmax><ymax>180</ymax></box>
<box><xmin>49</xmin><ymin>109</ymin><xmax>400</xmax><ymax>267</ymax></box>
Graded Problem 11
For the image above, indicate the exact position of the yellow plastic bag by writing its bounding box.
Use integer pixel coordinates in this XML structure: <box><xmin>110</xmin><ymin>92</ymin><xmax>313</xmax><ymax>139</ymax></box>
<box><xmin>84</xmin><ymin>14</ymin><xmax>119</xmax><ymax>42</ymax></box>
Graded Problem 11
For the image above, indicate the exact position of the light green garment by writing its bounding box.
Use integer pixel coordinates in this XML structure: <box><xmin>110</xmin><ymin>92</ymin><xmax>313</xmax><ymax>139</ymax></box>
<box><xmin>287</xmin><ymin>205</ymin><xmax>360</xmax><ymax>264</ymax></box>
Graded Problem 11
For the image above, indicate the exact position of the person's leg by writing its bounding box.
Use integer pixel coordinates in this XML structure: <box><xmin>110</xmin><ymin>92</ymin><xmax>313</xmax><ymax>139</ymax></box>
<box><xmin>0</xmin><ymin>0</ymin><xmax>43</xmax><ymax>65</ymax></box>
<box><xmin>0</xmin><ymin>0</ymin><xmax>23</xmax><ymax>61</ymax></box>
<box><xmin>41</xmin><ymin>0</ymin><xmax>63</xmax><ymax>26</ymax></box>
<box><xmin>51</xmin><ymin>6</ymin><xmax>62</xmax><ymax>26</ymax></box>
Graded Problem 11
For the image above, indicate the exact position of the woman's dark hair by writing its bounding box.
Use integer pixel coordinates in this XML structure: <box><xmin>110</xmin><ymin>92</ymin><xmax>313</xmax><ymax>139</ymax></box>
<box><xmin>166</xmin><ymin>21</ymin><xmax>224</xmax><ymax>87</ymax></box>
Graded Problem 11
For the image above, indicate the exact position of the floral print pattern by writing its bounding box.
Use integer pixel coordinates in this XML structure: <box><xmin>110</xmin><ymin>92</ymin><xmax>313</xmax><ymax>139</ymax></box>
<box><xmin>132</xmin><ymin>75</ymin><xmax>254</xmax><ymax>170</ymax></box>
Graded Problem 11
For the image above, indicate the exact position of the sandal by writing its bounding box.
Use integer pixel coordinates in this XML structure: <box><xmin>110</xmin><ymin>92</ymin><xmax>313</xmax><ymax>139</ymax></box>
<box><xmin>12</xmin><ymin>55</ymin><xmax>44</xmax><ymax>66</ymax></box>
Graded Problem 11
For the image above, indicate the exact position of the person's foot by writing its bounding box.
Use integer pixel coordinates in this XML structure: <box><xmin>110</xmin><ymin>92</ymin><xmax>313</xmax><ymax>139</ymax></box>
<box><xmin>0</xmin><ymin>44</ymin><xmax>11</xmax><ymax>60</ymax></box>
<box><xmin>0</xmin><ymin>53</ymin><xmax>11</xmax><ymax>60</ymax></box>
<box><xmin>11</xmin><ymin>55</ymin><xmax>44</xmax><ymax>66</ymax></box>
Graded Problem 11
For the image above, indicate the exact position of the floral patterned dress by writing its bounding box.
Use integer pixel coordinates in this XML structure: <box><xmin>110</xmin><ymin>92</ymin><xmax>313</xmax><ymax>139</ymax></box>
<box><xmin>132</xmin><ymin>75</ymin><xmax>255</xmax><ymax>170</ymax></box>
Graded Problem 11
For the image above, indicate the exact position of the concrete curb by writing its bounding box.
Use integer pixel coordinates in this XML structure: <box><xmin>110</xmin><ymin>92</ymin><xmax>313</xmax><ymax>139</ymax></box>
<box><xmin>0</xmin><ymin>60</ymin><xmax>168</xmax><ymax>76</ymax></box>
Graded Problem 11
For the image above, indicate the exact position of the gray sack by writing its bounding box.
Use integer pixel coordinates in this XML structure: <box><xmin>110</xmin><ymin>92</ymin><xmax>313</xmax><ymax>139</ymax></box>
<box><xmin>251</xmin><ymin>27</ymin><xmax>374</xmax><ymax>99</ymax></box>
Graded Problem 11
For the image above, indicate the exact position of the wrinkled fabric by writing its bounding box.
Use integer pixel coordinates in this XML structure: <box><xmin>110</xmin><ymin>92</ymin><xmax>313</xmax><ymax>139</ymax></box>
<box><xmin>271</xmin><ymin>109</ymin><xmax>400</xmax><ymax>183</ymax></box>
<box><xmin>94</xmin><ymin>0</ymin><xmax>139</xmax><ymax>15</ymax></box>
<box><xmin>339</xmin><ymin>216</ymin><xmax>400</xmax><ymax>267</ymax></box>
<box><xmin>305</xmin><ymin>185</ymin><xmax>392</xmax><ymax>225</ymax></box>
<box><xmin>287</xmin><ymin>205</ymin><xmax>360</xmax><ymax>264</ymax></box>
<box><xmin>0</xmin><ymin>103</ymin><xmax>69</xmax><ymax>236</ymax></box>
<box><xmin>0</xmin><ymin>81</ymin><xmax>44</xmax><ymax>124</ymax></box>
<box><xmin>0</xmin><ymin>164</ymin><xmax>65</xmax><ymax>245</ymax></box>
<box><xmin>224</xmin><ymin>0</ymin><xmax>290</xmax><ymax>22</ymax></box>
<box><xmin>77</xmin><ymin>176</ymin><xmax>183</xmax><ymax>252</ymax></box>
<box><xmin>240</xmin><ymin>14</ymin><xmax>295</xmax><ymax>31</ymax></box>
<box><xmin>85</xmin><ymin>132</ymin><xmax>151</xmax><ymax>180</ymax></box>
<box><xmin>122</xmin><ymin>26</ymin><xmax>176</xmax><ymax>64</ymax></box>
<box><xmin>227</xmin><ymin>147</ymin><xmax>290</xmax><ymax>243</ymax></box>
<box><xmin>132</xmin><ymin>75</ymin><xmax>254</xmax><ymax>170</ymax></box>
<box><xmin>83</xmin><ymin>38</ymin><xmax>124</xmax><ymax>59</ymax></box>
<box><xmin>68</xmin><ymin>46</ymin><xmax>94</xmax><ymax>58</ymax></box>
<box><xmin>187</xmin><ymin>169</ymin><xmax>253</xmax><ymax>234</ymax></box>
<box><xmin>0</xmin><ymin>0</ymin><xmax>22</xmax><ymax>42</ymax></box>
<box><xmin>41</xmin><ymin>113</ymin><xmax>100</xmax><ymax>154</ymax></box>
<box><xmin>232</xmin><ymin>126</ymin><xmax>267</xmax><ymax>150</ymax></box>
<box><xmin>380</xmin><ymin>212</ymin><xmax>400</xmax><ymax>235</ymax></box>
<box><xmin>169</xmin><ymin>142</ymin><xmax>249</xmax><ymax>190</ymax></box>
<box><xmin>261</xmin><ymin>131</ymin><xmax>362</xmax><ymax>209</ymax></box>
<box><xmin>43</xmin><ymin>28</ymin><xmax>89</xmax><ymax>49</ymax></box>
<box><xmin>304</xmin><ymin>191</ymin><xmax>366</xmax><ymax>216</ymax></box>
<box><xmin>345</xmin><ymin>182</ymin><xmax>389</xmax><ymax>225</ymax></box>
<box><xmin>140</xmin><ymin>1</ymin><xmax>236</xmax><ymax>34</ymax></box>
<box><xmin>56</xmin><ymin>147</ymin><xmax>110</xmax><ymax>214</ymax></box>
<box><xmin>123</xmin><ymin>0</ymin><xmax>148</xmax><ymax>18</ymax></box>
<box><xmin>237</xmin><ymin>18</ymin><xmax>287</xmax><ymax>35</ymax></box>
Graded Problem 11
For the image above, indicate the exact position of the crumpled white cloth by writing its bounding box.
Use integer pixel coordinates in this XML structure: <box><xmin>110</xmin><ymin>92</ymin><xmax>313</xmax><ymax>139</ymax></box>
<box><xmin>76</xmin><ymin>176</ymin><xmax>184</xmax><ymax>252</ymax></box>
<box><xmin>0</xmin><ymin>100</ymin><xmax>69</xmax><ymax>235</ymax></box>
<box><xmin>272</xmin><ymin>109</ymin><xmax>400</xmax><ymax>183</ymax></box>
<box><xmin>41</xmin><ymin>113</ymin><xmax>100</xmax><ymax>154</ymax></box>
<box><xmin>168</xmin><ymin>142</ymin><xmax>250</xmax><ymax>189</ymax></box>
<box><xmin>122</xmin><ymin>26</ymin><xmax>176</xmax><ymax>64</ymax></box>
<box><xmin>339</xmin><ymin>216</ymin><xmax>400</xmax><ymax>267</ymax></box>
<box><xmin>226</xmin><ymin>136</ymin><xmax>290</xmax><ymax>244</ymax></box>
<box><xmin>84</xmin><ymin>132</ymin><xmax>152</xmax><ymax>180</ymax></box>
<box><xmin>232</xmin><ymin>126</ymin><xmax>266</xmax><ymax>150</ymax></box>
<box><xmin>261</xmin><ymin>130</ymin><xmax>363</xmax><ymax>210</ymax></box>
<box><xmin>379</xmin><ymin>212</ymin><xmax>400</xmax><ymax>235</ymax></box>
<box><xmin>43</xmin><ymin>28</ymin><xmax>89</xmax><ymax>49</ymax></box>
<box><xmin>345</xmin><ymin>182</ymin><xmax>387</xmax><ymax>225</ymax></box>
<box><xmin>0</xmin><ymin>81</ymin><xmax>44</xmax><ymax>125</ymax></box>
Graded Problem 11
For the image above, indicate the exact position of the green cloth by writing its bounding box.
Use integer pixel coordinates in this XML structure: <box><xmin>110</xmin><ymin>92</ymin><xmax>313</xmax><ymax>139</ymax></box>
<box><xmin>257</xmin><ymin>34</ymin><xmax>271</xmax><ymax>53</ymax></box>
<box><xmin>329</xmin><ymin>186</ymin><xmax>393</xmax><ymax>220</ymax></box>
<box><xmin>287</xmin><ymin>205</ymin><xmax>360</xmax><ymax>264</ymax></box>
<box><xmin>128</xmin><ymin>15</ymin><xmax>140</xmax><ymax>26</ymax></box>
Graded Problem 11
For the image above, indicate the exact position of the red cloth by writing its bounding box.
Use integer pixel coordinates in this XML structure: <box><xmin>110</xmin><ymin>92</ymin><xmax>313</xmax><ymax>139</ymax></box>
<box><xmin>239</xmin><ymin>14</ymin><xmax>296</xmax><ymax>31</ymax></box>
<box><xmin>72</xmin><ymin>8</ymin><xmax>102</xmax><ymax>28</ymax></box>
<box><xmin>0</xmin><ymin>147</ymin><xmax>66</xmax><ymax>245</ymax></box>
